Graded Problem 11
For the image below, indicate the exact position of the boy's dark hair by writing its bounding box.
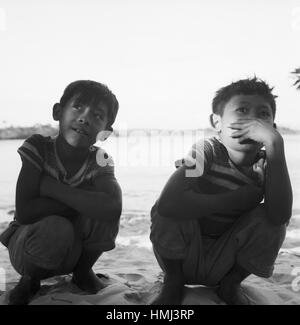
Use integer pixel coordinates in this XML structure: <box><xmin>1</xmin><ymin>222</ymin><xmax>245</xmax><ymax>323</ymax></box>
<box><xmin>212</xmin><ymin>77</ymin><xmax>277</xmax><ymax>118</ymax></box>
<box><xmin>60</xmin><ymin>80</ymin><xmax>119</xmax><ymax>129</ymax></box>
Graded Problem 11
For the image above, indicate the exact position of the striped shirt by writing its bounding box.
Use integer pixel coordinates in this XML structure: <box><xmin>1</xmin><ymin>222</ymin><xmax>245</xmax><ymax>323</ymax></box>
<box><xmin>17</xmin><ymin>134</ymin><xmax>114</xmax><ymax>187</ymax></box>
<box><xmin>175</xmin><ymin>136</ymin><xmax>264</xmax><ymax>236</ymax></box>
<box><xmin>0</xmin><ymin>134</ymin><xmax>115</xmax><ymax>248</ymax></box>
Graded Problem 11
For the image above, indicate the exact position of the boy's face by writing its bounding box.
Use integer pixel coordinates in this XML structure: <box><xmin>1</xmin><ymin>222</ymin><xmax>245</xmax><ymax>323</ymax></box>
<box><xmin>214</xmin><ymin>94</ymin><xmax>274</xmax><ymax>152</ymax></box>
<box><xmin>57</xmin><ymin>95</ymin><xmax>109</xmax><ymax>148</ymax></box>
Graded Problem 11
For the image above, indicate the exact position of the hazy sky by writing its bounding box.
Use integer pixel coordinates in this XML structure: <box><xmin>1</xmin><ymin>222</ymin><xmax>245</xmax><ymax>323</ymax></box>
<box><xmin>0</xmin><ymin>0</ymin><xmax>300</xmax><ymax>129</ymax></box>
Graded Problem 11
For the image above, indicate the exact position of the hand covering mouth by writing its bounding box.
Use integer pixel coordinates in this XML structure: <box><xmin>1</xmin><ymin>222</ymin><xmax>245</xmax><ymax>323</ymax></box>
<box><xmin>239</xmin><ymin>138</ymin><xmax>257</xmax><ymax>145</ymax></box>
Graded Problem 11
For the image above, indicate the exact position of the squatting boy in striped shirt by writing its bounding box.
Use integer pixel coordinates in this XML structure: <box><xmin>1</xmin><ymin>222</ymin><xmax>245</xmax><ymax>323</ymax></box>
<box><xmin>150</xmin><ymin>77</ymin><xmax>293</xmax><ymax>305</ymax></box>
<box><xmin>0</xmin><ymin>80</ymin><xmax>122</xmax><ymax>304</ymax></box>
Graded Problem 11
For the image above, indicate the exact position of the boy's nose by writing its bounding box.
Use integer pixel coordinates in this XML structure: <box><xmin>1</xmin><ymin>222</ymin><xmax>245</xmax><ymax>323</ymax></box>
<box><xmin>244</xmin><ymin>111</ymin><xmax>257</xmax><ymax>119</ymax></box>
<box><xmin>77</xmin><ymin>108</ymin><xmax>90</xmax><ymax>125</ymax></box>
<box><xmin>249</xmin><ymin>108</ymin><xmax>262</xmax><ymax>119</ymax></box>
<box><xmin>78</xmin><ymin>117</ymin><xmax>89</xmax><ymax>125</ymax></box>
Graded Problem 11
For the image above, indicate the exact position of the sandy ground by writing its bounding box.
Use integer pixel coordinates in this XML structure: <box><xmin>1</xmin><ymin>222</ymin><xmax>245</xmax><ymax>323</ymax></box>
<box><xmin>1</xmin><ymin>221</ymin><xmax>300</xmax><ymax>305</ymax></box>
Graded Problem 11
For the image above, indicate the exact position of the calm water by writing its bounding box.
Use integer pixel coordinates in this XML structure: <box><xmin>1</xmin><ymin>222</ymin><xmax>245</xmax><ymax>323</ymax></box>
<box><xmin>0</xmin><ymin>134</ymin><xmax>299</xmax><ymax>250</ymax></box>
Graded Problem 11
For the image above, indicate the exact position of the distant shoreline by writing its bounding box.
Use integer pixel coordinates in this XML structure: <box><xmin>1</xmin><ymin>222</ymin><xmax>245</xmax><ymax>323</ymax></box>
<box><xmin>0</xmin><ymin>124</ymin><xmax>299</xmax><ymax>140</ymax></box>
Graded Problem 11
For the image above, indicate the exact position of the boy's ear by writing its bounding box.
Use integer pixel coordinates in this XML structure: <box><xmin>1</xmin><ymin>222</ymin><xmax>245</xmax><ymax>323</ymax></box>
<box><xmin>52</xmin><ymin>103</ymin><xmax>62</xmax><ymax>121</ymax></box>
<box><xmin>209</xmin><ymin>113</ymin><xmax>222</xmax><ymax>132</ymax></box>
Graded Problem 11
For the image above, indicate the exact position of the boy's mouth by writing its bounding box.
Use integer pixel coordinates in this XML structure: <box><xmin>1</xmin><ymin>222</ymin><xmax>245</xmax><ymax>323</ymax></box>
<box><xmin>72</xmin><ymin>127</ymin><xmax>88</xmax><ymax>136</ymax></box>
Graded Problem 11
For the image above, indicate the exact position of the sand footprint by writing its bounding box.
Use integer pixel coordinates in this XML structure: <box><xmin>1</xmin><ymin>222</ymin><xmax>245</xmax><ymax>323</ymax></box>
<box><xmin>117</xmin><ymin>273</ymin><xmax>144</xmax><ymax>282</ymax></box>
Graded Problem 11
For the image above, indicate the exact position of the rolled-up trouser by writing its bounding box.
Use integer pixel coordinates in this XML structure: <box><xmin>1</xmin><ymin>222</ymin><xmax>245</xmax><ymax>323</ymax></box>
<box><xmin>150</xmin><ymin>203</ymin><xmax>286</xmax><ymax>287</ymax></box>
<box><xmin>7</xmin><ymin>214</ymin><xmax>119</xmax><ymax>277</ymax></box>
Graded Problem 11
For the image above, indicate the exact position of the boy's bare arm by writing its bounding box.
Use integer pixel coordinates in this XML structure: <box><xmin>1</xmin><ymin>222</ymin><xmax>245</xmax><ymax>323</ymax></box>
<box><xmin>40</xmin><ymin>174</ymin><xmax>122</xmax><ymax>221</ymax></box>
<box><xmin>157</xmin><ymin>165</ymin><xmax>263</xmax><ymax>220</ymax></box>
<box><xmin>16</xmin><ymin>160</ymin><xmax>77</xmax><ymax>225</ymax></box>
<box><xmin>263</xmin><ymin>136</ymin><xmax>293</xmax><ymax>225</ymax></box>
<box><xmin>231</xmin><ymin>118</ymin><xmax>293</xmax><ymax>225</ymax></box>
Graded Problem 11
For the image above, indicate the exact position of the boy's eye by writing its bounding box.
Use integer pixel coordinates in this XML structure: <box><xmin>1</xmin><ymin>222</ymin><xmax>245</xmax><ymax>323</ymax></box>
<box><xmin>73</xmin><ymin>104</ymin><xmax>82</xmax><ymax>110</ymax></box>
<box><xmin>260</xmin><ymin>111</ymin><xmax>271</xmax><ymax>118</ymax></box>
<box><xmin>236</xmin><ymin>107</ymin><xmax>247</xmax><ymax>113</ymax></box>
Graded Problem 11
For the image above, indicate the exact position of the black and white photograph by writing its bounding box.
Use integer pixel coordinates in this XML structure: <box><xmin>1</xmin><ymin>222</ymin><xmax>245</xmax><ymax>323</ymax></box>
<box><xmin>0</xmin><ymin>0</ymin><xmax>300</xmax><ymax>307</ymax></box>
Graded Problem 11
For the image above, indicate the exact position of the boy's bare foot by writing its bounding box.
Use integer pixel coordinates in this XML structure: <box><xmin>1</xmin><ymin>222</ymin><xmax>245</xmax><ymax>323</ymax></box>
<box><xmin>217</xmin><ymin>282</ymin><xmax>254</xmax><ymax>305</ymax></box>
<box><xmin>8</xmin><ymin>276</ymin><xmax>41</xmax><ymax>305</ymax></box>
<box><xmin>151</xmin><ymin>276</ymin><xmax>184</xmax><ymax>305</ymax></box>
<box><xmin>72</xmin><ymin>269</ymin><xmax>106</xmax><ymax>294</ymax></box>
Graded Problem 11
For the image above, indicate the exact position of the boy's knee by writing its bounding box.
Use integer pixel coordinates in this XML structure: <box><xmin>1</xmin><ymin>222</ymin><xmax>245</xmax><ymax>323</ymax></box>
<box><xmin>247</xmin><ymin>204</ymin><xmax>287</xmax><ymax>228</ymax></box>
<box><xmin>257</xmin><ymin>217</ymin><xmax>286</xmax><ymax>243</ymax></box>
<box><xmin>245</xmin><ymin>207</ymin><xmax>286</xmax><ymax>247</ymax></box>
<box><xmin>150</xmin><ymin>206</ymin><xmax>198</xmax><ymax>260</ymax></box>
<box><xmin>29</xmin><ymin>215</ymin><xmax>75</xmax><ymax>250</ymax></box>
<box><xmin>236</xmin><ymin>208</ymin><xmax>286</xmax><ymax>278</ymax></box>
<box><xmin>151</xmin><ymin>203</ymin><xmax>196</xmax><ymax>234</ymax></box>
<box><xmin>23</xmin><ymin>215</ymin><xmax>76</xmax><ymax>270</ymax></box>
<box><xmin>81</xmin><ymin>218</ymin><xmax>120</xmax><ymax>252</ymax></box>
<box><xmin>236</xmin><ymin>205</ymin><xmax>286</xmax><ymax>257</ymax></box>
<box><xmin>151</xmin><ymin>214</ymin><xmax>195</xmax><ymax>242</ymax></box>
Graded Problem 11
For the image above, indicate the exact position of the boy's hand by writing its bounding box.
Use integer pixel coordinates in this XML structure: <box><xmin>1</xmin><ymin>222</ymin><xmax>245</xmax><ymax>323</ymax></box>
<box><xmin>230</xmin><ymin>118</ymin><xmax>282</xmax><ymax>147</ymax></box>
